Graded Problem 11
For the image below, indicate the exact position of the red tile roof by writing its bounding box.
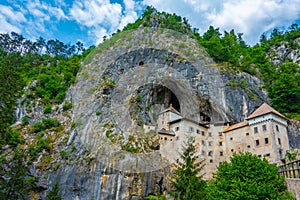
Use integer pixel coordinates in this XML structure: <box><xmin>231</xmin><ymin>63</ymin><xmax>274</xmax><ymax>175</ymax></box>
<box><xmin>246</xmin><ymin>103</ymin><xmax>287</xmax><ymax>120</ymax></box>
<box><xmin>223</xmin><ymin>121</ymin><xmax>249</xmax><ymax>133</ymax></box>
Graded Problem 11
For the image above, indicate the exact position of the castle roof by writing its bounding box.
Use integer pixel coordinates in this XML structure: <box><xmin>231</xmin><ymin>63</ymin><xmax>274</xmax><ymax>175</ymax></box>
<box><xmin>246</xmin><ymin>103</ymin><xmax>287</xmax><ymax>120</ymax></box>
<box><xmin>169</xmin><ymin>117</ymin><xmax>208</xmax><ymax>128</ymax></box>
<box><xmin>159</xmin><ymin>104</ymin><xmax>182</xmax><ymax>116</ymax></box>
<box><xmin>223</xmin><ymin>121</ymin><xmax>249</xmax><ymax>133</ymax></box>
<box><xmin>158</xmin><ymin>128</ymin><xmax>175</xmax><ymax>136</ymax></box>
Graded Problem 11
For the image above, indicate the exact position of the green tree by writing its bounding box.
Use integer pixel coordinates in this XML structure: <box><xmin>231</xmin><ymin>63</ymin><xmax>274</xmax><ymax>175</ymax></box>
<box><xmin>206</xmin><ymin>152</ymin><xmax>287</xmax><ymax>200</ymax></box>
<box><xmin>170</xmin><ymin>137</ymin><xmax>206</xmax><ymax>200</ymax></box>
<box><xmin>47</xmin><ymin>183</ymin><xmax>62</xmax><ymax>200</ymax></box>
<box><xmin>0</xmin><ymin>150</ymin><xmax>32</xmax><ymax>200</ymax></box>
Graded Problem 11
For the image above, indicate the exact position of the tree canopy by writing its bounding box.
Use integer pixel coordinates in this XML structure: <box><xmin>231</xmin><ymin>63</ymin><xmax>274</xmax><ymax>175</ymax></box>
<box><xmin>206</xmin><ymin>152</ymin><xmax>287</xmax><ymax>200</ymax></box>
<box><xmin>170</xmin><ymin>137</ymin><xmax>206</xmax><ymax>200</ymax></box>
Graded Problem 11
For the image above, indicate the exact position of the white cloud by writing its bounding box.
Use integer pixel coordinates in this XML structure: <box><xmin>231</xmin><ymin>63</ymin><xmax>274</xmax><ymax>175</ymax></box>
<box><xmin>0</xmin><ymin>5</ymin><xmax>26</xmax><ymax>33</ymax></box>
<box><xmin>69</xmin><ymin>0</ymin><xmax>122</xmax><ymax>27</ymax></box>
<box><xmin>207</xmin><ymin>0</ymin><xmax>300</xmax><ymax>44</ymax></box>
<box><xmin>69</xmin><ymin>0</ymin><xmax>140</xmax><ymax>44</ymax></box>
<box><xmin>142</xmin><ymin>0</ymin><xmax>300</xmax><ymax>45</ymax></box>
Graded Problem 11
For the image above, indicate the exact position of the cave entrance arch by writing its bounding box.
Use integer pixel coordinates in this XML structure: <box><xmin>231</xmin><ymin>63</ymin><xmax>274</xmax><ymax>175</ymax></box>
<box><xmin>153</xmin><ymin>85</ymin><xmax>180</xmax><ymax>112</ymax></box>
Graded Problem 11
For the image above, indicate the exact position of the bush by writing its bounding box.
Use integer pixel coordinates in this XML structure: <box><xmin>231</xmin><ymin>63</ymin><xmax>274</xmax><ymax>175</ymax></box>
<box><xmin>32</xmin><ymin>118</ymin><xmax>60</xmax><ymax>133</ymax></box>
<box><xmin>43</xmin><ymin>103</ymin><xmax>52</xmax><ymax>114</ymax></box>
<box><xmin>62</xmin><ymin>102</ymin><xmax>72</xmax><ymax>111</ymax></box>
<box><xmin>21</xmin><ymin>116</ymin><xmax>29</xmax><ymax>125</ymax></box>
<box><xmin>8</xmin><ymin>130</ymin><xmax>21</xmax><ymax>147</ymax></box>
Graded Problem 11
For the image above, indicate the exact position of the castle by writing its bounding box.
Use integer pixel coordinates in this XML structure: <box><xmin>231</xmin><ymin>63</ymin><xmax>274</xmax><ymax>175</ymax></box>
<box><xmin>156</xmin><ymin>103</ymin><xmax>290</xmax><ymax>179</ymax></box>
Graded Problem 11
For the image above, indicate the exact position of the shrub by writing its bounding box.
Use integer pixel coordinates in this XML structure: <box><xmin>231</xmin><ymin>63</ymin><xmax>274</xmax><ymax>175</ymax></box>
<box><xmin>62</xmin><ymin>102</ymin><xmax>72</xmax><ymax>111</ymax></box>
<box><xmin>43</xmin><ymin>103</ymin><xmax>52</xmax><ymax>114</ymax></box>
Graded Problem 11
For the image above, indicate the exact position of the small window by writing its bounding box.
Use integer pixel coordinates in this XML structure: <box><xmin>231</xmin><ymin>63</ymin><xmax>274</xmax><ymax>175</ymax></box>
<box><xmin>220</xmin><ymin>151</ymin><xmax>223</xmax><ymax>156</ymax></box>
<box><xmin>208</xmin><ymin>151</ymin><xmax>213</xmax><ymax>156</ymax></box>
<box><xmin>210</xmin><ymin>159</ymin><xmax>213</xmax><ymax>163</ymax></box>
<box><xmin>265</xmin><ymin>153</ymin><xmax>270</xmax><ymax>157</ymax></box>
<box><xmin>202</xmin><ymin>150</ymin><xmax>205</xmax><ymax>155</ymax></box>
<box><xmin>201</xmin><ymin>131</ymin><xmax>205</xmax><ymax>136</ymax></box>
<box><xmin>164</xmin><ymin>137</ymin><xmax>167</xmax><ymax>140</ymax></box>
<box><xmin>175</xmin><ymin>127</ymin><xmax>179</xmax><ymax>131</ymax></box>
<box><xmin>219</xmin><ymin>132</ymin><xmax>222</xmax><ymax>136</ymax></box>
<box><xmin>276</xmin><ymin>125</ymin><xmax>279</xmax><ymax>132</ymax></box>
<box><xmin>208</xmin><ymin>141</ymin><xmax>212</xmax><ymax>146</ymax></box>
<box><xmin>197</xmin><ymin>129</ymin><xmax>200</xmax><ymax>134</ymax></box>
<box><xmin>265</xmin><ymin>138</ymin><xmax>269</xmax><ymax>144</ymax></box>
<box><xmin>254</xmin><ymin>127</ymin><xmax>258</xmax><ymax>134</ymax></box>
<box><xmin>170</xmin><ymin>139</ymin><xmax>172</xmax><ymax>141</ymax></box>
<box><xmin>256</xmin><ymin>139</ymin><xmax>260</xmax><ymax>146</ymax></box>
<box><xmin>189</xmin><ymin>127</ymin><xmax>194</xmax><ymax>132</ymax></box>
<box><xmin>208</xmin><ymin>132</ymin><xmax>212</xmax><ymax>137</ymax></box>
<box><xmin>247</xmin><ymin>145</ymin><xmax>251</xmax><ymax>148</ymax></box>
<box><xmin>219</xmin><ymin>141</ymin><xmax>223</xmax><ymax>146</ymax></box>
<box><xmin>230</xmin><ymin>137</ymin><xmax>233</xmax><ymax>141</ymax></box>
<box><xmin>262</xmin><ymin>124</ymin><xmax>267</xmax><ymax>131</ymax></box>
<box><xmin>161</xmin><ymin>137</ymin><xmax>163</xmax><ymax>140</ymax></box>
<box><xmin>231</xmin><ymin>149</ymin><xmax>234</xmax><ymax>152</ymax></box>
<box><xmin>201</xmin><ymin>140</ymin><xmax>205</xmax><ymax>145</ymax></box>
<box><xmin>258</xmin><ymin>155</ymin><xmax>262</xmax><ymax>158</ymax></box>
<box><xmin>246</xmin><ymin>132</ymin><xmax>249</xmax><ymax>136</ymax></box>
<box><xmin>278</xmin><ymin>138</ymin><xmax>281</xmax><ymax>145</ymax></box>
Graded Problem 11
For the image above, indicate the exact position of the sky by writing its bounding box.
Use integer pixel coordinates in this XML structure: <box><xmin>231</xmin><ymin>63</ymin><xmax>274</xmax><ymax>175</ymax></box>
<box><xmin>0</xmin><ymin>0</ymin><xmax>300</xmax><ymax>47</ymax></box>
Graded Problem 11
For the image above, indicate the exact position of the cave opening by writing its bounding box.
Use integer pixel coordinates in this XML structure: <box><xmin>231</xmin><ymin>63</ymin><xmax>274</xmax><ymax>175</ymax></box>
<box><xmin>153</xmin><ymin>85</ymin><xmax>180</xmax><ymax>112</ymax></box>
<box><xmin>169</xmin><ymin>91</ymin><xmax>180</xmax><ymax>112</ymax></box>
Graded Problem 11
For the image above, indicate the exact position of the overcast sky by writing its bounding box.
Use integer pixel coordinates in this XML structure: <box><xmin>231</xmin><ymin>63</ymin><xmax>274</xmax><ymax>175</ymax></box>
<box><xmin>1</xmin><ymin>0</ymin><xmax>300</xmax><ymax>47</ymax></box>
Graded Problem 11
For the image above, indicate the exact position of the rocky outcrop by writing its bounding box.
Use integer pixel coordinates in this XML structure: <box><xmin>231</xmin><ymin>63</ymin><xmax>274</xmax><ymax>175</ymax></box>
<box><xmin>267</xmin><ymin>37</ymin><xmax>300</xmax><ymax>66</ymax></box>
<box><xmin>26</xmin><ymin>28</ymin><xmax>268</xmax><ymax>199</ymax></box>
<box><xmin>288</xmin><ymin>120</ymin><xmax>300</xmax><ymax>148</ymax></box>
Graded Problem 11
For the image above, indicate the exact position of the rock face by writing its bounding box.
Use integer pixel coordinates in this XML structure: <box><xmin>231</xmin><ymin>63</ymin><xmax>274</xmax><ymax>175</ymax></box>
<box><xmin>288</xmin><ymin>120</ymin><xmax>300</xmax><ymax>148</ymax></box>
<box><xmin>40</xmin><ymin>28</ymin><xmax>268</xmax><ymax>199</ymax></box>
<box><xmin>267</xmin><ymin>38</ymin><xmax>300</xmax><ymax>66</ymax></box>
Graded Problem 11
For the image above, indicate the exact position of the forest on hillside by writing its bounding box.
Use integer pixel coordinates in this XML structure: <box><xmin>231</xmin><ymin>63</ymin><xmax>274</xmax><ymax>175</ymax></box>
<box><xmin>0</xmin><ymin>6</ymin><xmax>299</xmax><ymax>149</ymax></box>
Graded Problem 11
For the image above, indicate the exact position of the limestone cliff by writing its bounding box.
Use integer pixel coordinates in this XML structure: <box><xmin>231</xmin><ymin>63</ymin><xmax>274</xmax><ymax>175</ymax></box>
<box><xmin>16</xmin><ymin>28</ymin><xmax>269</xmax><ymax>199</ymax></box>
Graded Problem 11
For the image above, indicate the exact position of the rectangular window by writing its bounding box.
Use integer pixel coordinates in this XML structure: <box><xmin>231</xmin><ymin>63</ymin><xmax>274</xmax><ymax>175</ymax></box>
<box><xmin>219</xmin><ymin>141</ymin><xmax>223</xmax><ymax>146</ymax></box>
<box><xmin>208</xmin><ymin>132</ymin><xmax>212</xmax><ymax>137</ymax></box>
<box><xmin>247</xmin><ymin>145</ymin><xmax>251</xmax><ymax>148</ymax></box>
<box><xmin>201</xmin><ymin>131</ymin><xmax>205</xmax><ymax>136</ymax></box>
<box><xmin>220</xmin><ymin>151</ymin><xmax>223</xmax><ymax>156</ymax></box>
<box><xmin>258</xmin><ymin>155</ymin><xmax>262</xmax><ymax>158</ymax></box>
<box><xmin>210</xmin><ymin>159</ymin><xmax>213</xmax><ymax>163</ymax></box>
<box><xmin>256</xmin><ymin>139</ymin><xmax>260</xmax><ymax>146</ymax></box>
<box><xmin>208</xmin><ymin>151</ymin><xmax>213</xmax><ymax>156</ymax></box>
<box><xmin>231</xmin><ymin>149</ymin><xmax>234</xmax><ymax>152</ymax></box>
<box><xmin>175</xmin><ymin>127</ymin><xmax>180</xmax><ymax>131</ymax></box>
<box><xmin>278</xmin><ymin>138</ymin><xmax>281</xmax><ymax>145</ymax></box>
<box><xmin>246</xmin><ymin>132</ymin><xmax>249</xmax><ymax>136</ymax></box>
<box><xmin>265</xmin><ymin>153</ymin><xmax>270</xmax><ymax>157</ymax></box>
<box><xmin>219</xmin><ymin>132</ymin><xmax>222</xmax><ymax>136</ymax></box>
<box><xmin>262</xmin><ymin>124</ymin><xmax>267</xmax><ymax>131</ymax></box>
<box><xmin>230</xmin><ymin>137</ymin><xmax>233</xmax><ymax>141</ymax></box>
<box><xmin>265</xmin><ymin>138</ymin><xmax>269</xmax><ymax>144</ymax></box>
<box><xmin>208</xmin><ymin>141</ymin><xmax>212</xmax><ymax>146</ymax></box>
<box><xmin>276</xmin><ymin>125</ymin><xmax>279</xmax><ymax>132</ymax></box>
<box><xmin>254</xmin><ymin>127</ymin><xmax>258</xmax><ymax>134</ymax></box>
<box><xmin>201</xmin><ymin>140</ymin><xmax>205</xmax><ymax>145</ymax></box>
<box><xmin>197</xmin><ymin>129</ymin><xmax>200</xmax><ymax>134</ymax></box>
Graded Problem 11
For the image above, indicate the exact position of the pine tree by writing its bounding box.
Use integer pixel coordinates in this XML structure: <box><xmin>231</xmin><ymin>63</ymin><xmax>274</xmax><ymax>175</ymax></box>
<box><xmin>170</xmin><ymin>137</ymin><xmax>206</xmax><ymax>200</ymax></box>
